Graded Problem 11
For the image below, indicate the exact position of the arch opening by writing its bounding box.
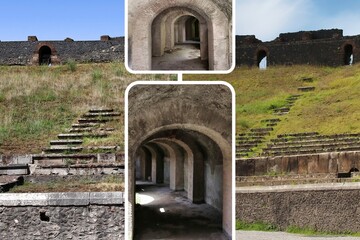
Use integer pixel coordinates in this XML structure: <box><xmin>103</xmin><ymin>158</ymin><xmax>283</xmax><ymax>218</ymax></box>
<box><xmin>257</xmin><ymin>50</ymin><xmax>267</xmax><ymax>69</ymax></box>
<box><xmin>38</xmin><ymin>46</ymin><xmax>52</xmax><ymax>65</ymax></box>
<box><xmin>344</xmin><ymin>44</ymin><xmax>354</xmax><ymax>65</ymax></box>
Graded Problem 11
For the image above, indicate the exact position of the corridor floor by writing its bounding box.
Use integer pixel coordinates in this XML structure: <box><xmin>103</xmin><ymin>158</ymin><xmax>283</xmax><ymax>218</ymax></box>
<box><xmin>151</xmin><ymin>43</ymin><xmax>209</xmax><ymax>71</ymax></box>
<box><xmin>134</xmin><ymin>183</ymin><xmax>228</xmax><ymax>239</ymax></box>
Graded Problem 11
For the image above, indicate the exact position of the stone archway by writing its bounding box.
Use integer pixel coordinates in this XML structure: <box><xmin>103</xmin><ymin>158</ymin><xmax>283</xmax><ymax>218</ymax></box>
<box><xmin>256</xmin><ymin>48</ymin><xmax>269</xmax><ymax>69</ymax></box>
<box><xmin>126</xmin><ymin>83</ymin><xmax>233</xmax><ymax>239</ymax></box>
<box><xmin>128</xmin><ymin>0</ymin><xmax>232</xmax><ymax>71</ymax></box>
<box><xmin>32</xmin><ymin>43</ymin><xmax>59</xmax><ymax>66</ymax></box>
<box><xmin>343</xmin><ymin>44</ymin><xmax>354</xmax><ymax>65</ymax></box>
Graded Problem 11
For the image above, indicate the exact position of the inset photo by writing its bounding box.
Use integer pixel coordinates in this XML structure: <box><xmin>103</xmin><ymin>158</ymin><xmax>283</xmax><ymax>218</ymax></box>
<box><xmin>126</xmin><ymin>0</ymin><xmax>234</xmax><ymax>73</ymax></box>
<box><xmin>125</xmin><ymin>82</ymin><xmax>235</xmax><ymax>239</ymax></box>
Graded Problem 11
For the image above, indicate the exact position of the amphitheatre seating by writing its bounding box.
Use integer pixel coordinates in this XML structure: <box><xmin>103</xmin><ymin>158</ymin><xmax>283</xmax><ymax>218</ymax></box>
<box><xmin>236</xmin><ymin>173</ymin><xmax>357</xmax><ymax>187</ymax></box>
<box><xmin>263</xmin><ymin>132</ymin><xmax>360</xmax><ymax>156</ymax></box>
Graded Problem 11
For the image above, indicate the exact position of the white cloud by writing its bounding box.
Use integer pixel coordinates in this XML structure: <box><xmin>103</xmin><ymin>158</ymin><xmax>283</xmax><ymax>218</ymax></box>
<box><xmin>236</xmin><ymin>0</ymin><xmax>312</xmax><ymax>41</ymax></box>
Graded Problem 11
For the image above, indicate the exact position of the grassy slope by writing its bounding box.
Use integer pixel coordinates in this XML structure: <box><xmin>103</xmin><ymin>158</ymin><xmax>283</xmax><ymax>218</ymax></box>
<box><xmin>185</xmin><ymin>64</ymin><xmax>360</xmax><ymax>136</ymax></box>
<box><xmin>0</xmin><ymin>62</ymin><xmax>174</xmax><ymax>154</ymax></box>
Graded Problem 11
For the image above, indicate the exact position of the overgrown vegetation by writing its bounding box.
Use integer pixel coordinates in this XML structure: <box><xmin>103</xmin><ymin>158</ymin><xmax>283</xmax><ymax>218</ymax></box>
<box><xmin>0</xmin><ymin>62</ymin><xmax>174</xmax><ymax>154</ymax></box>
<box><xmin>186</xmin><ymin>64</ymin><xmax>360</xmax><ymax>135</ymax></box>
<box><xmin>9</xmin><ymin>175</ymin><xmax>124</xmax><ymax>192</ymax></box>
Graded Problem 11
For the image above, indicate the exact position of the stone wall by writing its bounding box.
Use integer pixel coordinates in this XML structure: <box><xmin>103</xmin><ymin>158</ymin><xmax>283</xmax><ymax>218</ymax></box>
<box><xmin>0</xmin><ymin>192</ymin><xmax>124</xmax><ymax>239</ymax></box>
<box><xmin>236</xmin><ymin>183</ymin><xmax>360</xmax><ymax>233</ymax></box>
<box><xmin>236</xmin><ymin>29</ymin><xmax>360</xmax><ymax>67</ymax></box>
<box><xmin>236</xmin><ymin>151</ymin><xmax>360</xmax><ymax>176</ymax></box>
<box><xmin>0</xmin><ymin>37</ymin><xmax>124</xmax><ymax>65</ymax></box>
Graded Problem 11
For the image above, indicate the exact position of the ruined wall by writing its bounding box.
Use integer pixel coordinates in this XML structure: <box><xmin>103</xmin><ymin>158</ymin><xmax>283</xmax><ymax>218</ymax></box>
<box><xmin>0</xmin><ymin>192</ymin><xmax>124</xmax><ymax>239</ymax></box>
<box><xmin>236</xmin><ymin>184</ymin><xmax>360</xmax><ymax>233</ymax></box>
<box><xmin>0</xmin><ymin>37</ymin><xmax>124</xmax><ymax>65</ymax></box>
<box><xmin>236</xmin><ymin>29</ymin><xmax>360</xmax><ymax>67</ymax></box>
<box><xmin>236</xmin><ymin>151</ymin><xmax>360</xmax><ymax>176</ymax></box>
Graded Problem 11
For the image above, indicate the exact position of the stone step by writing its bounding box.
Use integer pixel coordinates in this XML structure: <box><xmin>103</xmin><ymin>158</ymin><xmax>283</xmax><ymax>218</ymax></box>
<box><xmin>69</xmin><ymin>127</ymin><xmax>115</xmax><ymax>133</ymax></box>
<box><xmin>32</xmin><ymin>163</ymin><xmax>124</xmax><ymax>176</ymax></box>
<box><xmin>237</xmin><ymin>136</ymin><xmax>265</xmax><ymax>141</ymax></box>
<box><xmin>89</xmin><ymin>108</ymin><xmax>114</xmax><ymax>113</ymax></box>
<box><xmin>268</xmin><ymin>138</ymin><xmax>360</xmax><ymax>147</ymax></box>
<box><xmin>58</xmin><ymin>133</ymin><xmax>108</xmax><ymax>139</ymax></box>
<box><xmin>237</xmin><ymin>143</ymin><xmax>261</xmax><ymax>148</ymax></box>
<box><xmin>78</xmin><ymin>118</ymin><xmax>114</xmax><ymax>124</ymax></box>
<box><xmin>301</xmin><ymin>77</ymin><xmax>314</xmax><ymax>82</ymax></box>
<box><xmin>82</xmin><ymin>112</ymin><xmax>121</xmax><ymax>117</ymax></box>
<box><xmin>236</xmin><ymin>140</ymin><xmax>263</xmax><ymax>145</ymax></box>
<box><xmin>298</xmin><ymin>86</ymin><xmax>315</xmax><ymax>92</ymax></box>
<box><xmin>44</xmin><ymin>146</ymin><xmax>83</xmax><ymax>154</ymax></box>
<box><xmin>264</xmin><ymin>145</ymin><xmax>360</xmax><ymax>156</ymax></box>
<box><xmin>71</xmin><ymin>123</ymin><xmax>99</xmax><ymax>128</ymax></box>
<box><xmin>237</xmin><ymin>148</ymin><xmax>253</xmax><ymax>152</ymax></box>
<box><xmin>272</xmin><ymin>134</ymin><xmax>360</xmax><ymax>143</ymax></box>
<box><xmin>274</xmin><ymin>107</ymin><xmax>290</xmax><ymax>112</ymax></box>
<box><xmin>250</xmin><ymin>128</ymin><xmax>273</xmax><ymax>133</ymax></box>
<box><xmin>264</xmin><ymin>142</ymin><xmax>360</xmax><ymax>152</ymax></box>
<box><xmin>266</xmin><ymin>123</ymin><xmax>278</xmax><ymax>127</ymax></box>
<box><xmin>0</xmin><ymin>164</ymin><xmax>29</xmax><ymax>175</ymax></box>
<box><xmin>247</xmin><ymin>132</ymin><xmax>269</xmax><ymax>136</ymax></box>
<box><xmin>277</xmin><ymin>132</ymin><xmax>319</xmax><ymax>138</ymax></box>
<box><xmin>50</xmin><ymin>140</ymin><xmax>83</xmax><ymax>145</ymax></box>
<box><xmin>261</xmin><ymin>118</ymin><xmax>281</xmax><ymax>123</ymax></box>
<box><xmin>274</xmin><ymin>112</ymin><xmax>289</xmax><ymax>116</ymax></box>
<box><xmin>236</xmin><ymin>153</ymin><xmax>248</xmax><ymax>158</ymax></box>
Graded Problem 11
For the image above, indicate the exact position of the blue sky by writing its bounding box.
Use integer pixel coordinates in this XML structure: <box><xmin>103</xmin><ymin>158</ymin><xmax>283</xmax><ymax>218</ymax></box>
<box><xmin>236</xmin><ymin>0</ymin><xmax>360</xmax><ymax>41</ymax></box>
<box><xmin>1</xmin><ymin>1</ymin><xmax>359</xmax><ymax>42</ymax></box>
<box><xmin>0</xmin><ymin>0</ymin><xmax>124</xmax><ymax>41</ymax></box>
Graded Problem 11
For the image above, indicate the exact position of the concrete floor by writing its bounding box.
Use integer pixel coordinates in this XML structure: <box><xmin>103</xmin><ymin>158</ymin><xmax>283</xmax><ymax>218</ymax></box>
<box><xmin>134</xmin><ymin>183</ymin><xmax>228</xmax><ymax>239</ymax></box>
<box><xmin>151</xmin><ymin>43</ymin><xmax>209</xmax><ymax>71</ymax></box>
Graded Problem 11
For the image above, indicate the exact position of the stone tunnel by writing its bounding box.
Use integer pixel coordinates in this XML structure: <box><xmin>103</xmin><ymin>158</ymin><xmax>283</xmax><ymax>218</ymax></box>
<box><xmin>126</xmin><ymin>83</ymin><xmax>233</xmax><ymax>238</ymax></box>
<box><xmin>127</xmin><ymin>0</ymin><xmax>232</xmax><ymax>71</ymax></box>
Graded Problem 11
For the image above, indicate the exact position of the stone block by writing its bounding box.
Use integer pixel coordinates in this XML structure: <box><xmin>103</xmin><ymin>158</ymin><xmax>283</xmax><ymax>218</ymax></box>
<box><xmin>254</xmin><ymin>158</ymin><xmax>267</xmax><ymax>175</ymax></box>
<box><xmin>47</xmin><ymin>192</ymin><xmax>90</xmax><ymax>206</ymax></box>
<box><xmin>298</xmin><ymin>155</ymin><xmax>308</xmax><ymax>174</ymax></box>
<box><xmin>328</xmin><ymin>152</ymin><xmax>339</xmax><ymax>173</ymax></box>
<box><xmin>318</xmin><ymin>153</ymin><xmax>330</xmax><ymax>173</ymax></box>
<box><xmin>307</xmin><ymin>154</ymin><xmax>320</xmax><ymax>174</ymax></box>
<box><xmin>338</xmin><ymin>152</ymin><xmax>352</xmax><ymax>172</ymax></box>
<box><xmin>236</xmin><ymin>159</ymin><xmax>255</xmax><ymax>176</ymax></box>
<box><xmin>287</xmin><ymin>155</ymin><xmax>298</xmax><ymax>174</ymax></box>
<box><xmin>90</xmin><ymin>192</ymin><xmax>123</xmax><ymax>204</ymax></box>
<box><xmin>98</xmin><ymin>153</ymin><xmax>116</xmax><ymax>162</ymax></box>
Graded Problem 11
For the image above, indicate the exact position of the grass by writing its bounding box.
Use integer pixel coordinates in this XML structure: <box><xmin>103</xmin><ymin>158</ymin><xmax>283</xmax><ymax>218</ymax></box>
<box><xmin>185</xmin><ymin>64</ymin><xmax>360</xmax><ymax>135</ymax></box>
<box><xmin>236</xmin><ymin>220</ymin><xmax>360</xmax><ymax>236</ymax></box>
<box><xmin>9</xmin><ymin>175</ymin><xmax>124</xmax><ymax>193</ymax></box>
<box><xmin>0</xmin><ymin>62</ymin><xmax>174</xmax><ymax>154</ymax></box>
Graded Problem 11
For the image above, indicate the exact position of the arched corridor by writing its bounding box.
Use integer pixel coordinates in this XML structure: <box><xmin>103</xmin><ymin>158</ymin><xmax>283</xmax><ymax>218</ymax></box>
<box><xmin>126</xmin><ymin>84</ymin><xmax>233</xmax><ymax>239</ymax></box>
<box><xmin>128</xmin><ymin>0</ymin><xmax>232</xmax><ymax>71</ymax></box>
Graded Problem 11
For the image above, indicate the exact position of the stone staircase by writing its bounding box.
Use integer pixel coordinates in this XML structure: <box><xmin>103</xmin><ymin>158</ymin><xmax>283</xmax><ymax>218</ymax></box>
<box><xmin>0</xmin><ymin>108</ymin><xmax>124</xmax><ymax>177</ymax></box>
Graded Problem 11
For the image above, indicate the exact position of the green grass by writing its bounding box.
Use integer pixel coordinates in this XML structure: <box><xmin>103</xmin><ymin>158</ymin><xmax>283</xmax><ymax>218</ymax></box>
<box><xmin>186</xmin><ymin>64</ymin><xmax>360</xmax><ymax>135</ymax></box>
<box><xmin>0</xmin><ymin>62</ymin><xmax>174</xmax><ymax>154</ymax></box>
<box><xmin>236</xmin><ymin>220</ymin><xmax>360</xmax><ymax>236</ymax></box>
<box><xmin>9</xmin><ymin>175</ymin><xmax>124</xmax><ymax>193</ymax></box>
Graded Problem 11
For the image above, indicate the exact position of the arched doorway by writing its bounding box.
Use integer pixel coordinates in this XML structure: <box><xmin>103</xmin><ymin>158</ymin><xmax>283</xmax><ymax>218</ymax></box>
<box><xmin>39</xmin><ymin>46</ymin><xmax>52</xmax><ymax>65</ymax></box>
<box><xmin>126</xmin><ymin>84</ymin><xmax>233</xmax><ymax>239</ymax></box>
<box><xmin>128</xmin><ymin>0</ymin><xmax>232</xmax><ymax>71</ymax></box>
<box><xmin>344</xmin><ymin>44</ymin><xmax>354</xmax><ymax>65</ymax></box>
<box><xmin>257</xmin><ymin>50</ymin><xmax>268</xmax><ymax>69</ymax></box>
